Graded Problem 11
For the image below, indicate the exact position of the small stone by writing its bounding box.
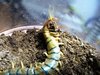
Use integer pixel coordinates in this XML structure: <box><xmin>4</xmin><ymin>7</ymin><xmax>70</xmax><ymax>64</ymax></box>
<box><xmin>89</xmin><ymin>58</ymin><xmax>93</xmax><ymax>62</ymax></box>
<box><xmin>69</xmin><ymin>48</ymin><xmax>75</xmax><ymax>53</ymax></box>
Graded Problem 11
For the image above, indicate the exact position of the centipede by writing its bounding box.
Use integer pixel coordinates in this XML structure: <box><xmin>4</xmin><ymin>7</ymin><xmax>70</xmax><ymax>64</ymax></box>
<box><xmin>0</xmin><ymin>17</ymin><xmax>64</xmax><ymax>75</ymax></box>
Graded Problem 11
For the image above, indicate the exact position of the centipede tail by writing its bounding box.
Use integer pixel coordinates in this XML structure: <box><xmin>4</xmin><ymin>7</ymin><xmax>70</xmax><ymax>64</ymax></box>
<box><xmin>1</xmin><ymin>17</ymin><xmax>63</xmax><ymax>75</ymax></box>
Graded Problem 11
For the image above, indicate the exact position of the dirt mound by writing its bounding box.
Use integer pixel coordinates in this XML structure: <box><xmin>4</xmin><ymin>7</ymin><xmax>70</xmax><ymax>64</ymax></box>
<box><xmin>0</xmin><ymin>28</ymin><xmax>100</xmax><ymax>75</ymax></box>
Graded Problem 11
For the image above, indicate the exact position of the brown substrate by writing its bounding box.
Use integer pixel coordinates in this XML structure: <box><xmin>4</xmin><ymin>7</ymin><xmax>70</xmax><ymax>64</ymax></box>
<box><xmin>0</xmin><ymin>28</ymin><xmax>100</xmax><ymax>75</ymax></box>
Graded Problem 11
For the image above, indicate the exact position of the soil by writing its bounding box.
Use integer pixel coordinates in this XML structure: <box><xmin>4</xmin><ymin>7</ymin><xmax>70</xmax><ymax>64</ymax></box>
<box><xmin>0</xmin><ymin>28</ymin><xmax>100</xmax><ymax>75</ymax></box>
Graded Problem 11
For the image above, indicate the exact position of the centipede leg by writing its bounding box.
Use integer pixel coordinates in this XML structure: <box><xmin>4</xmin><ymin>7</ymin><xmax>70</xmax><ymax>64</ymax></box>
<box><xmin>11</xmin><ymin>61</ymin><xmax>15</xmax><ymax>69</ymax></box>
<box><xmin>43</xmin><ymin>52</ymin><xmax>48</xmax><ymax>57</ymax></box>
<box><xmin>21</xmin><ymin>61</ymin><xmax>25</xmax><ymax>69</ymax></box>
<box><xmin>58</xmin><ymin>43</ymin><xmax>64</xmax><ymax>45</ymax></box>
<box><xmin>55</xmin><ymin>37</ymin><xmax>61</xmax><ymax>41</ymax></box>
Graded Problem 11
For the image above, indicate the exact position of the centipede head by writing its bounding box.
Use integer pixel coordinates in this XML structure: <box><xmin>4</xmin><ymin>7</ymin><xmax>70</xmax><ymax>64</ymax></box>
<box><xmin>43</xmin><ymin>7</ymin><xmax>60</xmax><ymax>32</ymax></box>
<box><xmin>43</xmin><ymin>17</ymin><xmax>60</xmax><ymax>32</ymax></box>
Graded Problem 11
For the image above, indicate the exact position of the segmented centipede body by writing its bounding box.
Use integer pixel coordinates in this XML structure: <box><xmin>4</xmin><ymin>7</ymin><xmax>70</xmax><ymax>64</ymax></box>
<box><xmin>0</xmin><ymin>17</ymin><xmax>63</xmax><ymax>75</ymax></box>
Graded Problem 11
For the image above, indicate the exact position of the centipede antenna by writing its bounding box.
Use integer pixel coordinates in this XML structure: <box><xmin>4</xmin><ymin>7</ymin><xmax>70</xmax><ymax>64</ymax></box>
<box><xmin>11</xmin><ymin>61</ymin><xmax>15</xmax><ymax>69</ymax></box>
<box><xmin>21</xmin><ymin>61</ymin><xmax>25</xmax><ymax>69</ymax></box>
<box><xmin>48</xmin><ymin>5</ymin><xmax>54</xmax><ymax>20</ymax></box>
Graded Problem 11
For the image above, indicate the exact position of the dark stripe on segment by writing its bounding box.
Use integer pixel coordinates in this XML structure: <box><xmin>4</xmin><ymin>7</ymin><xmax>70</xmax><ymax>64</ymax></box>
<box><xmin>33</xmin><ymin>70</ymin><xmax>35</xmax><ymax>75</ymax></box>
<box><xmin>49</xmin><ymin>46</ymin><xmax>57</xmax><ymax>51</ymax></box>
<box><xmin>34</xmin><ymin>69</ymin><xmax>36</xmax><ymax>75</ymax></box>
<box><xmin>45</xmin><ymin>64</ymin><xmax>59</xmax><ymax>74</ymax></box>
<box><xmin>46</xmin><ymin>39</ymin><xmax>52</xmax><ymax>45</ymax></box>
<box><xmin>26</xmin><ymin>68</ymin><xmax>29</xmax><ymax>75</ymax></box>
<box><xmin>48</xmin><ymin>52</ymin><xmax>59</xmax><ymax>54</ymax></box>
<box><xmin>30</xmin><ymin>67</ymin><xmax>35</xmax><ymax>75</ymax></box>
<box><xmin>45</xmin><ymin>36</ymin><xmax>50</xmax><ymax>41</ymax></box>
<box><xmin>44</xmin><ymin>64</ymin><xmax>55</xmax><ymax>71</ymax></box>
<box><xmin>7</xmin><ymin>70</ymin><xmax>11</xmax><ymax>75</ymax></box>
<box><xmin>41</xmin><ymin>67</ymin><xmax>49</xmax><ymax>75</ymax></box>
<box><xmin>48</xmin><ymin>52</ymin><xmax>60</xmax><ymax>61</ymax></box>
<box><xmin>48</xmin><ymin>57</ymin><xmax>59</xmax><ymax>61</ymax></box>
<box><xmin>27</xmin><ymin>68</ymin><xmax>36</xmax><ymax>75</ymax></box>
<box><xmin>16</xmin><ymin>68</ymin><xmax>20</xmax><ymax>75</ymax></box>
